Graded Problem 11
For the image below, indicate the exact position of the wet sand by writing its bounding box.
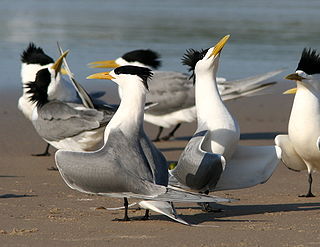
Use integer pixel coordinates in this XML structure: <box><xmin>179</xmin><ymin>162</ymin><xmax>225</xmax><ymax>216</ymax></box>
<box><xmin>1</xmin><ymin>86</ymin><xmax>320</xmax><ymax>247</ymax></box>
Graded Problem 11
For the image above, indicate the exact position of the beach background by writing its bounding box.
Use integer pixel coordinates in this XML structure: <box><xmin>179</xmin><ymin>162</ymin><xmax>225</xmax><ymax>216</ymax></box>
<box><xmin>1</xmin><ymin>0</ymin><xmax>320</xmax><ymax>246</ymax></box>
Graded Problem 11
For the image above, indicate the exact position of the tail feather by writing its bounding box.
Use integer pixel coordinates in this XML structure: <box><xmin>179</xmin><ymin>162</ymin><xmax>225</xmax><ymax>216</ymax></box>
<box><xmin>139</xmin><ymin>200</ymin><xmax>191</xmax><ymax>225</ymax></box>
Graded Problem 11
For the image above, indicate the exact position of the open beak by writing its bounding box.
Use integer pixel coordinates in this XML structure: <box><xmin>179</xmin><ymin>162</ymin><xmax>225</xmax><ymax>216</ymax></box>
<box><xmin>86</xmin><ymin>71</ymin><xmax>115</xmax><ymax>80</ymax></box>
<box><xmin>209</xmin><ymin>35</ymin><xmax>230</xmax><ymax>58</ymax></box>
<box><xmin>285</xmin><ymin>73</ymin><xmax>305</xmax><ymax>82</ymax></box>
<box><xmin>283</xmin><ymin>88</ymin><xmax>297</xmax><ymax>94</ymax></box>
<box><xmin>88</xmin><ymin>60</ymin><xmax>119</xmax><ymax>68</ymax></box>
<box><xmin>51</xmin><ymin>50</ymin><xmax>69</xmax><ymax>74</ymax></box>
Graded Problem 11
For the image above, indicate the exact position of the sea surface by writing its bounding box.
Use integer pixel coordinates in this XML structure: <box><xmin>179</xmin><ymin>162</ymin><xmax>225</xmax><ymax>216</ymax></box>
<box><xmin>1</xmin><ymin>0</ymin><xmax>320</xmax><ymax>96</ymax></box>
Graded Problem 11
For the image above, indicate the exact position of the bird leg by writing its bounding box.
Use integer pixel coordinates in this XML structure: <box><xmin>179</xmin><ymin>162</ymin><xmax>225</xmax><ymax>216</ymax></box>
<box><xmin>299</xmin><ymin>173</ymin><xmax>315</xmax><ymax>197</ymax></box>
<box><xmin>140</xmin><ymin>209</ymin><xmax>150</xmax><ymax>220</ymax></box>
<box><xmin>161</xmin><ymin>123</ymin><xmax>181</xmax><ymax>141</ymax></box>
<box><xmin>113</xmin><ymin>198</ymin><xmax>131</xmax><ymax>221</ymax></box>
<box><xmin>198</xmin><ymin>190</ymin><xmax>223</xmax><ymax>212</ymax></box>
<box><xmin>32</xmin><ymin>143</ymin><xmax>51</xmax><ymax>157</ymax></box>
<box><xmin>152</xmin><ymin>127</ymin><xmax>164</xmax><ymax>142</ymax></box>
<box><xmin>122</xmin><ymin>198</ymin><xmax>131</xmax><ymax>221</ymax></box>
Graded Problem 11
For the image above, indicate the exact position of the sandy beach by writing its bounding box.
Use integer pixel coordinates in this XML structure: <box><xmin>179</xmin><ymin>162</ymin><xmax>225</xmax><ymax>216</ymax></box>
<box><xmin>1</xmin><ymin>84</ymin><xmax>320</xmax><ymax>247</ymax></box>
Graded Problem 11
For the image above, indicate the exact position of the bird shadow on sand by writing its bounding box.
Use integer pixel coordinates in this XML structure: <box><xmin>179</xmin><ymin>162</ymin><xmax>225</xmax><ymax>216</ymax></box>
<box><xmin>174</xmin><ymin>202</ymin><xmax>320</xmax><ymax>225</ymax></box>
<box><xmin>158</xmin><ymin>147</ymin><xmax>185</xmax><ymax>152</ymax></box>
<box><xmin>125</xmin><ymin>202</ymin><xmax>320</xmax><ymax>225</ymax></box>
<box><xmin>0</xmin><ymin>175</ymin><xmax>20</xmax><ymax>178</ymax></box>
<box><xmin>174</xmin><ymin>132</ymin><xmax>286</xmax><ymax>142</ymax></box>
<box><xmin>0</xmin><ymin>194</ymin><xmax>37</xmax><ymax>199</ymax></box>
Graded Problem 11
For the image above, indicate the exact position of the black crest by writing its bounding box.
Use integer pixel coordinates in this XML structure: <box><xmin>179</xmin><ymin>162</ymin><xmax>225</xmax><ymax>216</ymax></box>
<box><xmin>181</xmin><ymin>48</ymin><xmax>209</xmax><ymax>83</ymax></box>
<box><xmin>25</xmin><ymin>69</ymin><xmax>51</xmax><ymax>107</ymax></box>
<box><xmin>296</xmin><ymin>48</ymin><xmax>320</xmax><ymax>75</ymax></box>
<box><xmin>114</xmin><ymin>65</ymin><xmax>153</xmax><ymax>90</ymax></box>
<box><xmin>122</xmin><ymin>49</ymin><xmax>161</xmax><ymax>69</ymax></box>
<box><xmin>21</xmin><ymin>43</ymin><xmax>54</xmax><ymax>65</ymax></box>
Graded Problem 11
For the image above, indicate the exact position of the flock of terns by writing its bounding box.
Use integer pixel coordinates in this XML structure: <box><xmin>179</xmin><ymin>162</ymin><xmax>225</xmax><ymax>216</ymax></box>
<box><xmin>17</xmin><ymin>35</ymin><xmax>320</xmax><ymax>225</ymax></box>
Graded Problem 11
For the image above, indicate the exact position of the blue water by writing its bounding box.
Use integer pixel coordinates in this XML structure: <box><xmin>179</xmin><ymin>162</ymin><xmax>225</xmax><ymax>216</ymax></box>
<box><xmin>1</xmin><ymin>0</ymin><xmax>320</xmax><ymax>93</ymax></box>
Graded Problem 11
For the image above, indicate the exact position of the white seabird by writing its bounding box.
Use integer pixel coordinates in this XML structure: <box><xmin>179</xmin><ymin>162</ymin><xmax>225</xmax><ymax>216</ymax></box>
<box><xmin>89</xmin><ymin>49</ymin><xmax>282</xmax><ymax>141</ymax></box>
<box><xmin>19</xmin><ymin>43</ymin><xmax>107</xmax><ymax>155</ymax></box>
<box><xmin>170</xmin><ymin>35</ymin><xmax>280</xmax><ymax>209</ymax></box>
<box><xmin>55</xmin><ymin>65</ymin><xmax>231</xmax><ymax>225</ymax></box>
<box><xmin>275</xmin><ymin>48</ymin><xmax>320</xmax><ymax>197</ymax></box>
<box><xmin>26</xmin><ymin>51</ymin><xmax>116</xmax><ymax>152</ymax></box>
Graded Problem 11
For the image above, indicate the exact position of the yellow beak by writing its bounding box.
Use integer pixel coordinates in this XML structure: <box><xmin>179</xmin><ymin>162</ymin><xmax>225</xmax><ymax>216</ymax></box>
<box><xmin>209</xmin><ymin>35</ymin><xmax>230</xmax><ymax>58</ymax></box>
<box><xmin>87</xmin><ymin>60</ymin><xmax>119</xmax><ymax>68</ymax></box>
<box><xmin>283</xmin><ymin>88</ymin><xmax>297</xmax><ymax>94</ymax></box>
<box><xmin>51</xmin><ymin>50</ymin><xmax>69</xmax><ymax>73</ymax></box>
<box><xmin>86</xmin><ymin>71</ymin><xmax>115</xmax><ymax>80</ymax></box>
<box><xmin>285</xmin><ymin>73</ymin><xmax>305</xmax><ymax>81</ymax></box>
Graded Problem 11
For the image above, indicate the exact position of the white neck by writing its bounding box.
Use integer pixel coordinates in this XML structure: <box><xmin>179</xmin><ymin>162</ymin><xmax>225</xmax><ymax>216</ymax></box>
<box><xmin>194</xmin><ymin>62</ymin><xmax>240</xmax><ymax>158</ymax></box>
<box><xmin>104</xmin><ymin>81</ymin><xmax>146</xmax><ymax>141</ymax></box>
<box><xmin>289</xmin><ymin>82</ymin><xmax>320</xmax><ymax>132</ymax></box>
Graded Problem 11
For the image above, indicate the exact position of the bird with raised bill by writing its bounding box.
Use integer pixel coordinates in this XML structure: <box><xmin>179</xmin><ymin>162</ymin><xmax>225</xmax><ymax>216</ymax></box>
<box><xmin>275</xmin><ymin>48</ymin><xmax>320</xmax><ymax>197</ymax></box>
<box><xmin>55</xmin><ymin>65</ymin><xmax>231</xmax><ymax>225</ymax></box>
<box><xmin>88</xmin><ymin>49</ymin><xmax>282</xmax><ymax>142</ymax></box>
<box><xmin>19</xmin><ymin>43</ymin><xmax>108</xmax><ymax>156</ymax></box>
<box><xmin>25</xmin><ymin>50</ymin><xmax>116</xmax><ymax>153</ymax></box>
<box><xmin>169</xmin><ymin>35</ymin><xmax>280</xmax><ymax>211</ymax></box>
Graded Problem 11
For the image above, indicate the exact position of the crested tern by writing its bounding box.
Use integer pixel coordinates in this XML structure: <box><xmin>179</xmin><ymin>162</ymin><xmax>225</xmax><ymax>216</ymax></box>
<box><xmin>170</xmin><ymin>36</ymin><xmax>280</xmax><ymax>210</ymax></box>
<box><xmin>19</xmin><ymin>43</ymin><xmax>107</xmax><ymax>155</ymax></box>
<box><xmin>89</xmin><ymin>49</ymin><xmax>282</xmax><ymax>141</ymax></box>
<box><xmin>275</xmin><ymin>48</ymin><xmax>320</xmax><ymax>197</ymax></box>
<box><xmin>55</xmin><ymin>65</ymin><xmax>231</xmax><ymax>225</ymax></box>
<box><xmin>26</xmin><ymin>51</ymin><xmax>116</xmax><ymax>152</ymax></box>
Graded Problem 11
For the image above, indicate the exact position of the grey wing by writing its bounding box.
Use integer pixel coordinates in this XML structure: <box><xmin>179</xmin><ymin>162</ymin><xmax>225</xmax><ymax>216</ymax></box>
<box><xmin>171</xmin><ymin>129</ymin><xmax>225</xmax><ymax>192</ymax></box>
<box><xmin>139</xmin><ymin>130</ymin><xmax>168</xmax><ymax>186</ymax></box>
<box><xmin>219</xmin><ymin>69</ymin><xmax>283</xmax><ymax>100</ymax></box>
<box><xmin>55</xmin><ymin>129</ymin><xmax>156</xmax><ymax>195</ymax></box>
<box><xmin>33</xmin><ymin>101</ymin><xmax>107</xmax><ymax>141</ymax></box>
<box><xmin>145</xmin><ymin>71</ymin><xmax>195</xmax><ymax>115</ymax></box>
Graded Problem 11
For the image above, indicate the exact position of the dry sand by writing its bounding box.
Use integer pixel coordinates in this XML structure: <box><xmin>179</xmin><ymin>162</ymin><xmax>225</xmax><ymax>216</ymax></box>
<box><xmin>1</xmin><ymin>85</ymin><xmax>320</xmax><ymax>247</ymax></box>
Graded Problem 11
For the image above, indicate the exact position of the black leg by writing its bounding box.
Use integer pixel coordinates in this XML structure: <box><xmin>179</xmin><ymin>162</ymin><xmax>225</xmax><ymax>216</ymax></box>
<box><xmin>161</xmin><ymin>123</ymin><xmax>181</xmax><ymax>141</ymax></box>
<box><xmin>152</xmin><ymin>127</ymin><xmax>164</xmax><ymax>142</ymax></box>
<box><xmin>113</xmin><ymin>198</ymin><xmax>131</xmax><ymax>221</ymax></box>
<box><xmin>299</xmin><ymin>173</ymin><xmax>316</xmax><ymax>197</ymax></box>
<box><xmin>123</xmin><ymin>198</ymin><xmax>130</xmax><ymax>221</ymax></box>
<box><xmin>141</xmin><ymin>209</ymin><xmax>150</xmax><ymax>220</ymax></box>
<box><xmin>32</xmin><ymin>143</ymin><xmax>51</xmax><ymax>157</ymax></box>
<box><xmin>198</xmin><ymin>190</ymin><xmax>223</xmax><ymax>212</ymax></box>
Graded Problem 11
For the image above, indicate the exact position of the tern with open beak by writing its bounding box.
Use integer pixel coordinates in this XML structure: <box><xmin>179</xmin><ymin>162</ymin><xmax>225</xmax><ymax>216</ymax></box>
<box><xmin>26</xmin><ymin>51</ymin><xmax>115</xmax><ymax>152</ymax></box>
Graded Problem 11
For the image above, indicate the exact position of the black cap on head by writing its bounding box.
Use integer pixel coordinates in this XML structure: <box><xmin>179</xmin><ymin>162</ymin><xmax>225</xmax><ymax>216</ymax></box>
<box><xmin>114</xmin><ymin>65</ymin><xmax>153</xmax><ymax>90</ymax></box>
<box><xmin>122</xmin><ymin>49</ymin><xmax>161</xmax><ymax>69</ymax></box>
<box><xmin>25</xmin><ymin>68</ymin><xmax>51</xmax><ymax>107</ymax></box>
<box><xmin>296</xmin><ymin>48</ymin><xmax>320</xmax><ymax>75</ymax></box>
<box><xmin>21</xmin><ymin>43</ymin><xmax>54</xmax><ymax>65</ymax></box>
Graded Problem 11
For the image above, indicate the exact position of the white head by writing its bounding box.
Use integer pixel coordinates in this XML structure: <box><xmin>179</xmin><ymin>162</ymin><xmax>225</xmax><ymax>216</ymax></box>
<box><xmin>182</xmin><ymin>35</ymin><xmax>230</xmax><ymax>83</ymax></box>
